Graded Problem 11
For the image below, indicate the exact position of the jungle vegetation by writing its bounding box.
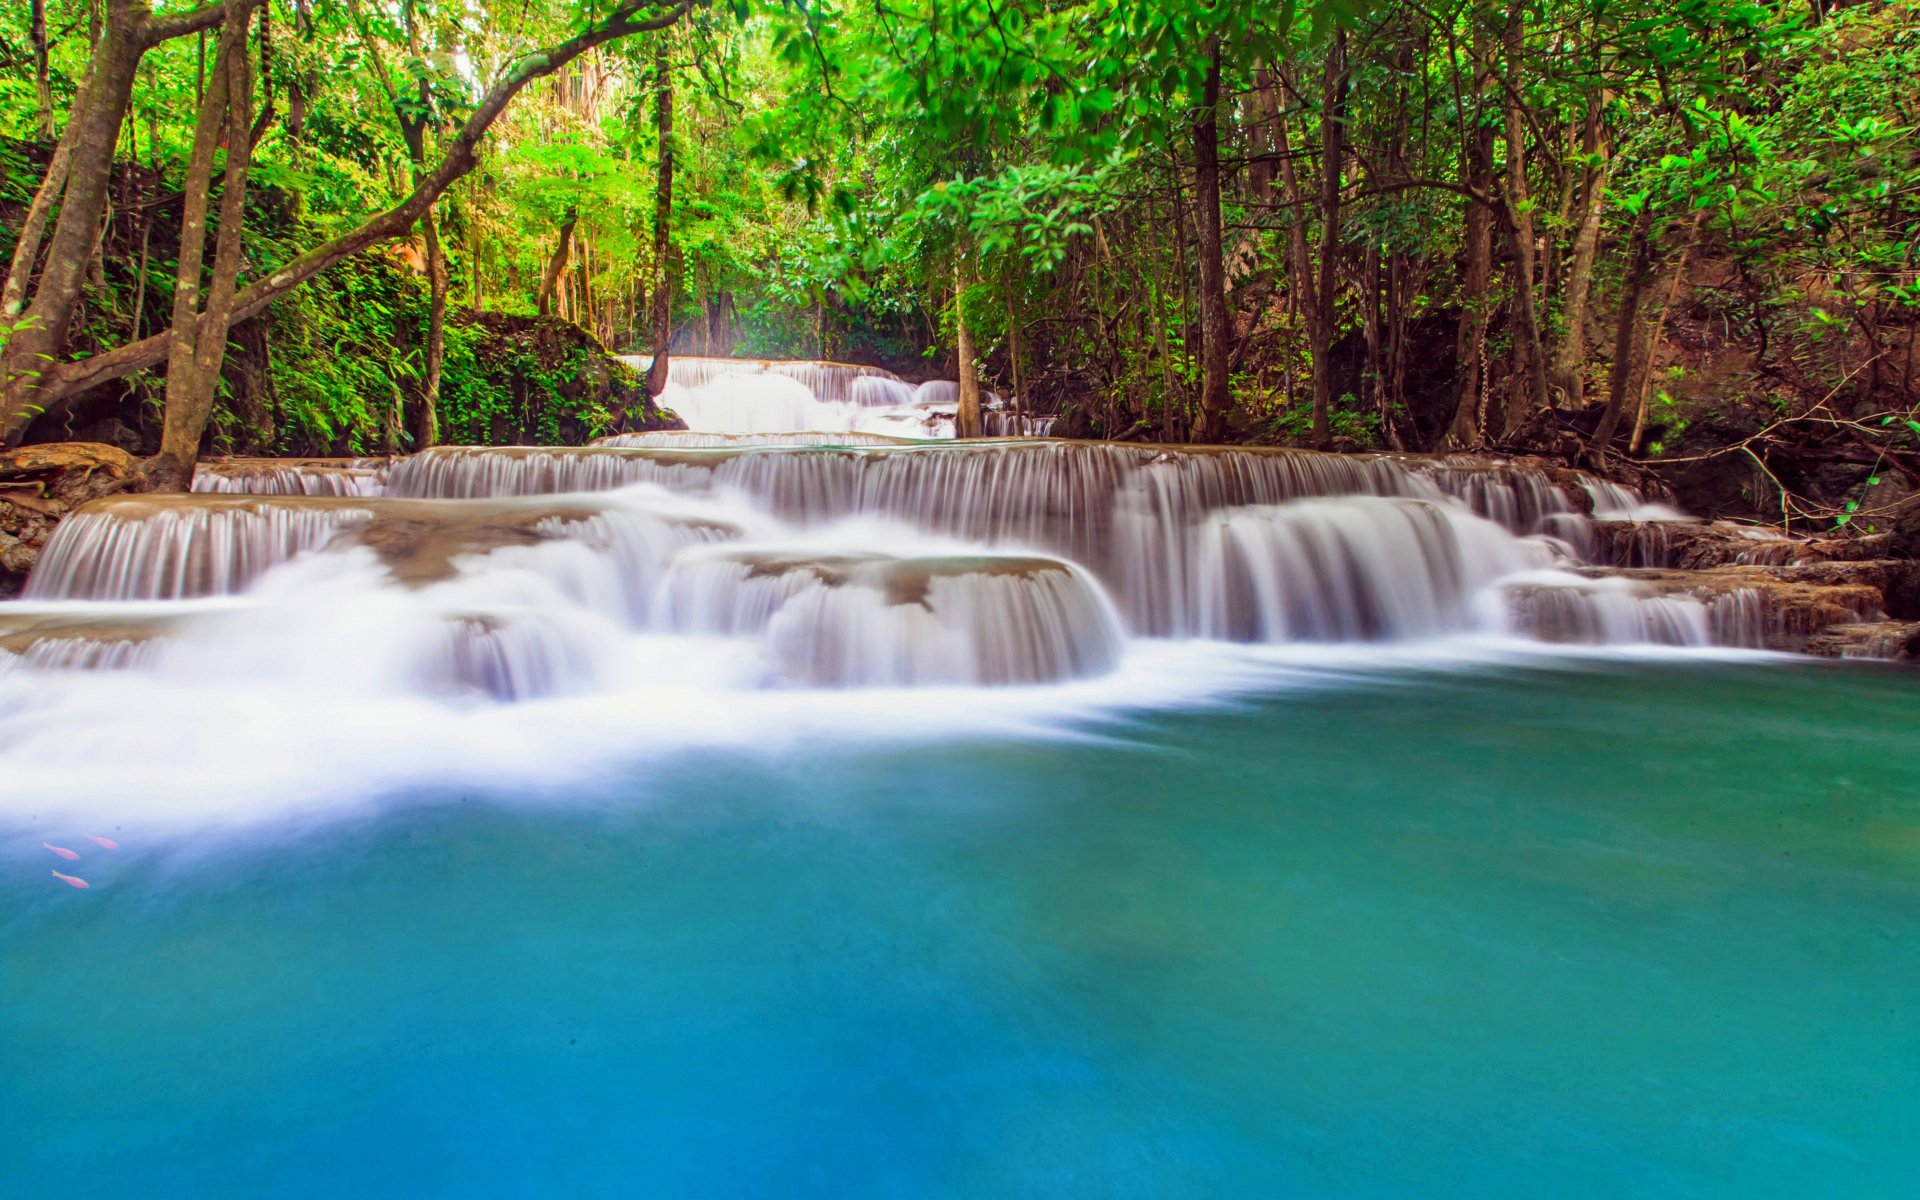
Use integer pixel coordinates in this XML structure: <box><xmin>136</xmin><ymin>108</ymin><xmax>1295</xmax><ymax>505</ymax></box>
<box><xmin>0</xmin><ymin>0</ymin><xmax>1916</xmax><ymax>529</ymax></box>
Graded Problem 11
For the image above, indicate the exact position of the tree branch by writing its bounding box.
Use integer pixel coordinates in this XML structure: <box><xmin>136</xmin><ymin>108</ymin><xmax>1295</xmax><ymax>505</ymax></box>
<box><xmin>144</xmin><ymin>0</ymin><xmax>248</xmax><ymax>47</ymax></box>
<box><xmin>43</xmin><ymin>0</ymin><xmax>694</xmax><ymax>404</ymax></box>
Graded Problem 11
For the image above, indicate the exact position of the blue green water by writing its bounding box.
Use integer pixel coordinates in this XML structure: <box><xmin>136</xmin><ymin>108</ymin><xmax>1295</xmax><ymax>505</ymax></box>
<box><xmin>4</xmin><ymin>660</ymin><xmax>1918</xmax><ymax>1197</ymax></box>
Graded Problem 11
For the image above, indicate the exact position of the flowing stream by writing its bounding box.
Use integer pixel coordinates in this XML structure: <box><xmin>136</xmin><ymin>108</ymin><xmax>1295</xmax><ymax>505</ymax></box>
<box><xmin>3</xmin><ymin>365</ymin><xmax>1916</xmax><ymax>1196</ymax></box>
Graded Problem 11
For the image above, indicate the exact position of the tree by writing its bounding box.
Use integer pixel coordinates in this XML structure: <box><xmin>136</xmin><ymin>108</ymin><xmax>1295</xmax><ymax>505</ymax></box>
<box><xmin>2</xmin><ymin>0</ymin><xmax>696</xmax><ymax>478</ymax></box>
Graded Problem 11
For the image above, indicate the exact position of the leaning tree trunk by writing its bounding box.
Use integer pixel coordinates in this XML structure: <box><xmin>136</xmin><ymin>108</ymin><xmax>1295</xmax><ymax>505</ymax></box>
<box><xmin>1592</xmin><ymin>207</ymin><xmax>1657</xmax><ymax>452</ymax></box>
<box><xmin>644</xmin><ymin>40</ymin><xmax>674</xmax><ymax>399</ymax></box>
<box><xmin>1192</xmin><ymin>38</ymin><xmax>1232</xmax><ymax>443</ymax></box>
<box><xmin>153</xmin><ymin>9</ymin><xmax>255</xmax><ymax>491</ymax></box>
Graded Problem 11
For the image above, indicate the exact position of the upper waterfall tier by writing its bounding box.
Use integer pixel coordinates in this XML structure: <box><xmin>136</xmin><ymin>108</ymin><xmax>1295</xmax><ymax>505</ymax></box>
<box><xmin>621</xmin><ymin>355</ymin><xmax>1047</xmax><ymax>438</ymax></box>
<box><xmin>625</xmin><ymin>356</ymin><xmax>911</xmax><ymax>405</ymax></box>
<box><xmin>592</xmin><ymin>430</ymin><xmax>917</xmax><ymax>449</ymax></box>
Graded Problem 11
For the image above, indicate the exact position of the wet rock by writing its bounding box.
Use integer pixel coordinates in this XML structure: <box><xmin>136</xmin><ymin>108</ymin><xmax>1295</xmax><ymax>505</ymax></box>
<box><xmin>1801</xmin><ymin>621</ymin><xmax>1920</xmax><ymax>662</ymax></box>
<box><xmin>1577</xmin><ymin>563</ymin><xmax>1903</xmax><ymax>651</ymax></box>
<box><xmin>450</xmin><ymin>313</ymin><xmax>687</xmax><ymax>444</ymax></box>
<box><xmin>0</xmin><ymin>442</ymin><xmax>147</xmax><ymax>597</ymax></box>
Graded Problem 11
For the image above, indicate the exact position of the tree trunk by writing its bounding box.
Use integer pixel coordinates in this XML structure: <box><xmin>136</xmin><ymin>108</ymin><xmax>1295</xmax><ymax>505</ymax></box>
<box><xmin>1500</xmin><ymin>9</ymin><xmax>1550</xmax><ymax>435</ymax></box>
<box><xmin>536</xmin><ymin>208</ymin><xmax>577</xmax><ymax>316</ymax></box>
<box><xmin>1275</xmin><ymin>104</ymin><xmax>1321</xmax><ymax>420</ymax></box>
<box><xmin>1311</xmin><ymin>28</ymin><xmax>1349</xmax><ymax>449</ymax></box>
<box><xmin>1192</xmin><ymin>37</ymin><xmax>1232</xmax><ymax>443</ymax></box>
<box><xmin>1548</xmin><ymin>94</ymin><xmax>1611</xmax><ymax>408</ymax></box>
<box><xmin>153</xmin><ymin>9</ymin><xmax>254</xmax><ymax>491</ymax></box>
<box><xmin>418</xmin><ymin>205</ymin><xmax>446</xmax><ymax>448</ymax></box>
<box><xmin>954</xmin><ymin>253</ymin><xmax>982</xmax><ymax>439</ymax></box>
<box><xmin>1591</xmin><ymin>207</ymin><xmax>1656</xmax><ymax>452</ymax></box>
<box><xmin>31</xmin><ymin>0</ymin><xmax>54</xmax><ymax>137</ymax></box>
<box><xmin>644</xmin><ymin>39</ymin><xmax>674</xmax><ymax>399</ymax></box>
<box><xmin>0</xmin><ymin>1</ymin><xmax>146</xmax><ymax>440</ymax></box>
<box><xmin>2</xmin><ymin>0</ymin><xmax>692</xmax><ymax>441</ymax></box>
<box><xmin>396</xmin><ymin>7</ymin><xmax>442</xmax><ymax>449</ymax></box>
<box><xmin>1442</xmin><ymin>48</ymin><xmax>1498</xmax><ymax>448</ymax></box>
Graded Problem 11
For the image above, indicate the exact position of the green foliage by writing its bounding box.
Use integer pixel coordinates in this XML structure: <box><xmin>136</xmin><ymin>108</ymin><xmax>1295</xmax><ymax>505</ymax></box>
<box><xmin>263</xmin><ymin>255</ymin><xmax>425</xmax><ymax>455</ymax></box>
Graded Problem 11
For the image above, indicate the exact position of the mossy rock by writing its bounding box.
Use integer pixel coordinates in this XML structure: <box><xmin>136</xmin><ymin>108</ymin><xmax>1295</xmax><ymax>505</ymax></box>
<box><xmin>439</xmin><ymin>313</ymin><xmax>685</xmax><ymax>447</ymax></box>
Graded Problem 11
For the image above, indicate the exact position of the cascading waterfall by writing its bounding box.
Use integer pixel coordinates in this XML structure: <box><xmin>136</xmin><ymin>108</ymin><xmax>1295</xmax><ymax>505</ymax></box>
<box><xmin>12</xmin><ymin>436</ymin><xmax>1722</xmax><ymax>686</ymax></box>
<box><xmin>383</xmin><ymin>441</ymin><xmax>1605</xmax><ymax>633</ymax></box>
<box><xmin>1185</xmin><ymin>498</ymin><xmax>1556</xmax><ymax>642</ymax></box>
<box><xmin>26</xmin><ymin>498</ymin><xmax>377</xmax><ymax>601</ymax></box>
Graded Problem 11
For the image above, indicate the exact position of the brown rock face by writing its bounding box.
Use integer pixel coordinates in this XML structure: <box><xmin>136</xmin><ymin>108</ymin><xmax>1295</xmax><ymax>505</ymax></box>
<box><xmin>1801</xmin><ymin>621</ymin><xmax>1920</xmax><ymax>661</ymax></box>
<box><xmin>1568</xmin><ymin>562</ymin><xmax>1917</xmax><ymax>652</ymax></box>
<box><xmin>0</xmin><ymin>442</ymin><xmax>147</xmax><ymax>596</ymax></box>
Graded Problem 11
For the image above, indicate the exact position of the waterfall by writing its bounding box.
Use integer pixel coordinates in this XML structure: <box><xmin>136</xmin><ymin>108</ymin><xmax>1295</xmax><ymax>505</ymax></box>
<box><xmin>0</xmin><ymin>421</ymin><xmax>1751</xmax><ymax>759</ymax></box>
<box><xmin>26</xmin><ymin>498</ymin><xmax>377</xmax><ymax>600</ymax></box>
<box><xmin>192</xmin><ymin>459</ymin><xmax>388</xmax><ymax>496</ymax></box>
<box><xmin>1504</xmin><ymin>576</ymin><xmax>1714</xmax><ymax>646</ymax></box>
<box><xmin>620</xmin><ymin>355</ymin><xmax>1054</xmax><ymax>440</ymax></box>
<box><xmin>1183</xmin><ymin>498</ymin><xmax>1556</xmax><ymax>642</ymax></box>
<box><xmin>659</xmin><ymin>549</ymin><xmax>1123</xmax><ymax>686</ymax></box>
<box><xmin>593</xmin><ymin>431</ymin><xmax>913</xmax><ymax>448</ymax></box>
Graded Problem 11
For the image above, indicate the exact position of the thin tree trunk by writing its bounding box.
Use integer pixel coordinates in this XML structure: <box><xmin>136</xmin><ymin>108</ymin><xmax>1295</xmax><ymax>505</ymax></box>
<box><xmin>1591</xmin><ymin>207</ymin><xmax>1656</xmax><ymax>451</ymax></box>
<box><xmin>1192</xmin><ymin>37</ymin><xmax>1232</xmax><ymax>443</ymax></box>
<box><xmin>31</xmin><ymin>0</ymin><xmax>54</xmax><ymax>137</ymax></box>
<box><xmin>1443</xmin><ymin>47</ymin><xmax>1498</xmax><ymax>448</ymax></box>
<box><xmin>644</xmin><ymin>39</ymin><xmax>675</xmax><ymax>397</ymax></box>
<box><xmin>1312</xmin><ymin>29</ymin><xmax>1349</xmax><ymax>448</ymax></box>
<box><xmin>1548</xmin><ymin>94</ymin><xmax>1611</xmax><ymax>407</ymax></box>
<box><xmin>129</xmin><ymin>212</ymin><xmax>153</xmax><ymax>340</ymax></box>
<box><xmin>397</xmin><ymin>2</ymin><xmax>442</xmax><ymax>448</ymax></box>
<box><xmin>1631</xmin><ymin>212</ymin><xmax>1704</xmax><ymax>452</ymax></box>
<box><xmin>1501</xmin><ymin>9</ymin><xmax>1550</xmax><ymax>433</ymax></box>
<box><xmin>1275</xmin><ymin>105</ymin><xmax>1320</xmax><ymax>410</ymax></box>
<box><xmin>154</xmin><ymin>9</ymin><xmax>254</xmax><ymax>490</ymax></box>
<box><xmin>1006</xmin><ymin>289</ymin><xmax>1025</xmax><ymax>433</ymax></box>
<box><xmin>418</xmin><ymin>205</ymin><xmax>445</xmax><ymax>447</ymax></box>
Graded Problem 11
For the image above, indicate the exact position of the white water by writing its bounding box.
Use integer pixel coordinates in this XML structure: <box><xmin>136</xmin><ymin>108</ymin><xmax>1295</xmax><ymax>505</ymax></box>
<box><xmin>0</xmin><ymin>368</ymin><xmax>1762</xmax><ymax>826</ymax></box>
<box><xmin>627</xmin><ymin>355</ymin><xmax>1050</xmax><ymax>439</ymax></box>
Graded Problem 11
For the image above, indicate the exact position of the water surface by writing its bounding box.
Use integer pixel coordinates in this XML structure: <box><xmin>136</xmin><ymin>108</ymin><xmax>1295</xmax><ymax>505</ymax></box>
<box><xmin>4</xmin><ymin>659</ymin><xmax>1917</xmax><ymax>1197</ymax></box>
